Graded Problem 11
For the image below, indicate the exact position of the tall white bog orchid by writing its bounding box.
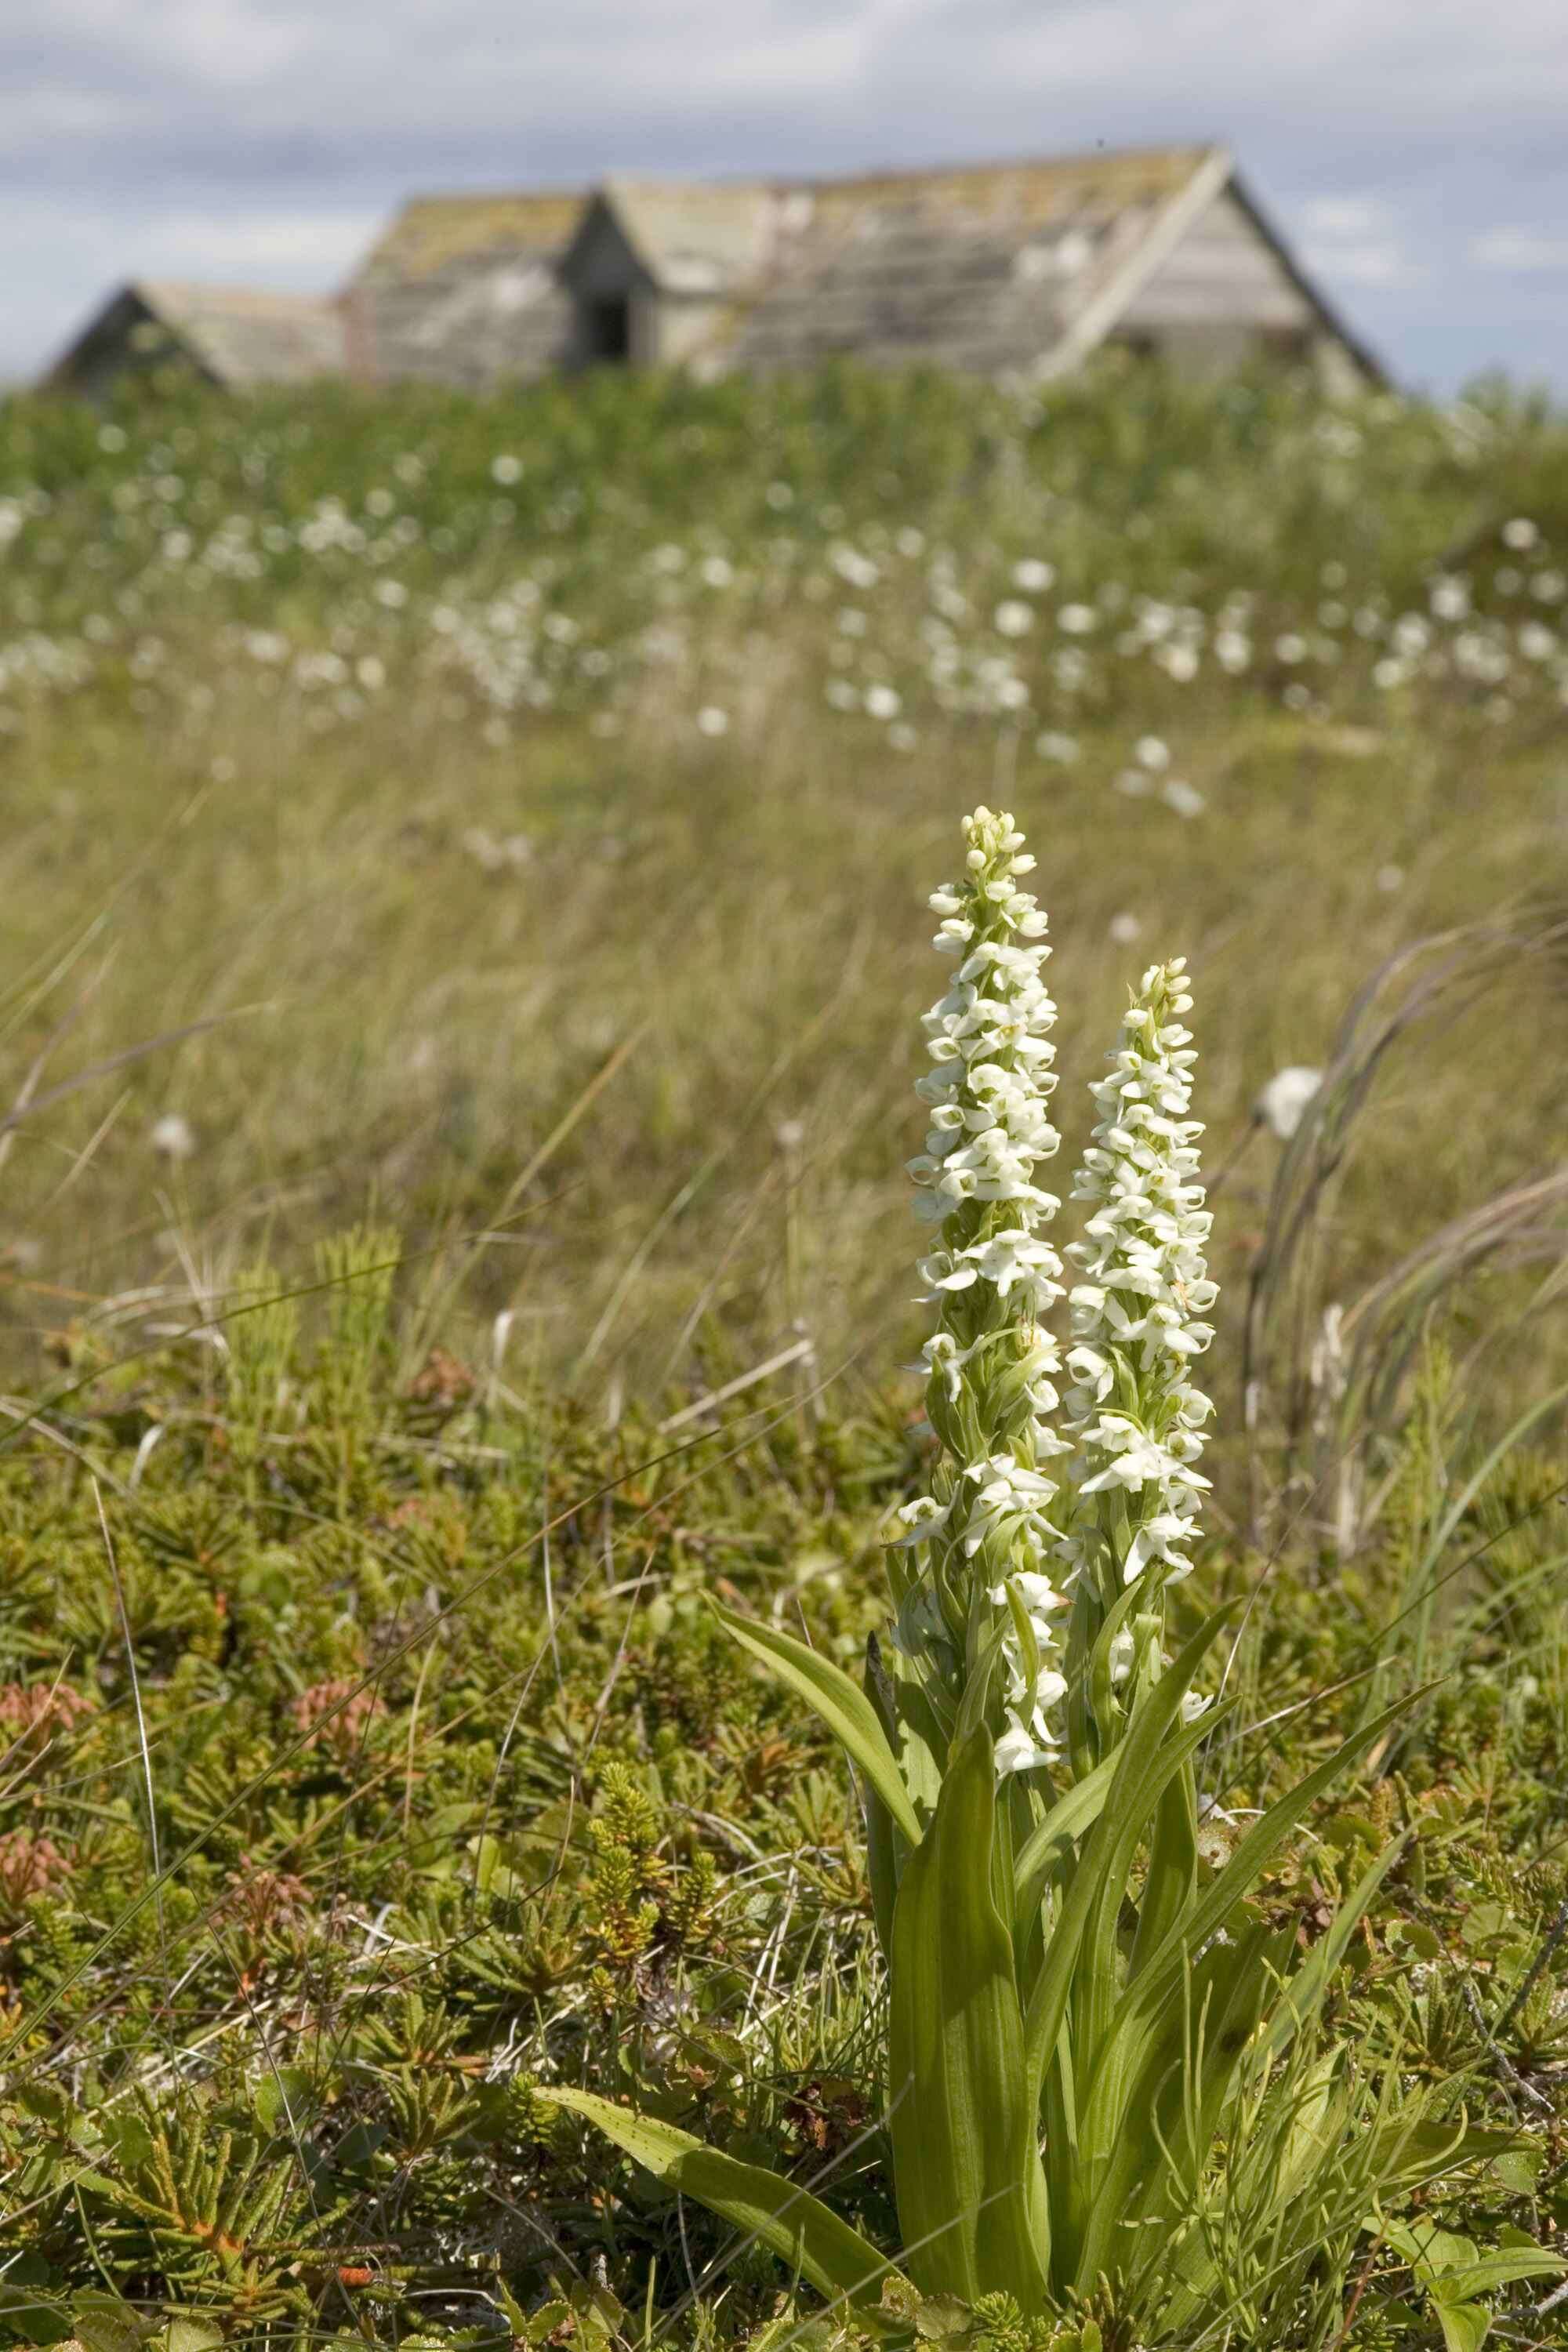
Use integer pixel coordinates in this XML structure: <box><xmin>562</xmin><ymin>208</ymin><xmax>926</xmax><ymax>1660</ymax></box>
<box><xmin>1057</xmin><ymin>960</ymin><xmax>1218</xmax><ymax>1754</ymax></box>
<box><xmin>551</xmin><ymin>806</ymin><xmax>1438</xmax><ymax>2335</ymax></box>
<box><xmin>896</xmin><ymin>805</ymin><xmax>1071</xmax><ymax>1776</ymax></box>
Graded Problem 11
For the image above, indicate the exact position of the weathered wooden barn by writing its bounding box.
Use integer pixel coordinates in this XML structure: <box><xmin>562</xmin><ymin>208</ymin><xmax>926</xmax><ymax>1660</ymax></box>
<box><xmin>45</xmin><ymin>146</ymin><xmax>1384</xmax><ymax>398</ymax></box>
<box><xmin>45</xmin><ymin>281</ymin><xmax>347</xmax><ymax>397</ymax></box>
<box><xmin>345</xmin><ymin>145</ymin><xmax>1383</xmax><ymax>391</ymax></box>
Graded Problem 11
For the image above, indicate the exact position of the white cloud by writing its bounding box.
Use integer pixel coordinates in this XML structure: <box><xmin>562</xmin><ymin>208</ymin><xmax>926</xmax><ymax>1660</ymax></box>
<box><xmin>1470</xmin><ymin>227</ymin><xmax>1568</xmax><ymax>272</ymax></box>
<box><xmin>152</xmin><ymin>208</ymin><xmax>382</xmax><ymax>274</ymax></box>
<box><xmin>1299</xmin><ymin>196</ymin><xmax>1396</xmax><ymax>240</ymax></box>
<box><xmin>1302</xmin><ymin>238</ymin><xmax>1422</xmax><ymax>288</ymax></box>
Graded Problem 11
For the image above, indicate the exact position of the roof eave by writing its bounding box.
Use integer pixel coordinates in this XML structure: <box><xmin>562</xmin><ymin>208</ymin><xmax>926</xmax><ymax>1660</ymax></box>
<box><xmin>1222</xmin><ymin>171</ymin><xmax>1392</xmax><ymax>388</ymax></box>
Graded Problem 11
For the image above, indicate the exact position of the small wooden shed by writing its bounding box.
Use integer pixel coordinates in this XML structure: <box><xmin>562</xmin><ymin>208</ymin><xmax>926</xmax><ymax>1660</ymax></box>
<box><xmin>45</xmin><ymin>281</ymin><xmax>347</xmax><ymax>398</ymax></box>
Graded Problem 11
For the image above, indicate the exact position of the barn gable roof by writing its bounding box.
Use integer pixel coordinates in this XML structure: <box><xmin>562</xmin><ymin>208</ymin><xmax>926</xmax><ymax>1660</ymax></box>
<box><xmin>347</xmin><ymin>143</ymin><xmax>1381</xmax><ymax>386</ymax></box>
<box><xmin>48</xmin><ymin>280</ymin><xmax>346</xmax><ymax>390</ymax></box>
<box><xmin>564</xmin><ymin>178</ymin><xmax>781</xmax><ymax>296</ymax></box>
<box><xmin>355</xmin><ymin>190</ymin><xmax>586</xmax><ymax>283</ymax></box>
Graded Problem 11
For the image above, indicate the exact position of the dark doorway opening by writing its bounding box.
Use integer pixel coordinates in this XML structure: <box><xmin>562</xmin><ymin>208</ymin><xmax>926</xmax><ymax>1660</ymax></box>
<box><xmin>583</xmin><ymin>296</ymin><xmax>632</xmax><ymax>364</ymax></box>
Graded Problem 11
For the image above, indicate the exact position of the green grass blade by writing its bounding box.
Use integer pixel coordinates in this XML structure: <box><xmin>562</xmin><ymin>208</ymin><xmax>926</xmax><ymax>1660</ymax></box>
<box><xmin>540</xmin><ymin>2085</ymin><xmax>906</xmax><ymax>2318</ymax></box>
<box><xmin>1254</xmin><ymin>1833</ymin><xmax>1408</xmax><ymax>2064</ymax></box>
<box><xmin>714</xmin><ymin>1600</ymin><xmax>924</xmax><ymax>1846</ymax></box>
<box><xmin>1129</xmin><ymin>1690</ymin><xmax>1426</xmax><ymax>2015</ymax></box>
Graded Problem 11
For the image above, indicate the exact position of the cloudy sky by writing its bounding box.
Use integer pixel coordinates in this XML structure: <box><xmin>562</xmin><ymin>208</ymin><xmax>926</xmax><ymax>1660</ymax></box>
<box><xmin>5</xmin><ymin>0</ymin><xmax>1563</xmax><ymax>393</ymax></box>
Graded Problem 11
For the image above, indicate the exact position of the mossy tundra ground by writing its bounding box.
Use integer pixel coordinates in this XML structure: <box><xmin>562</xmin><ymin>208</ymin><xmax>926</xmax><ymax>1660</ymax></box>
<box><xmin>0</xmin><ymin>360</ymin><xmax>1566</xmax><ymax>2347</ymax></box>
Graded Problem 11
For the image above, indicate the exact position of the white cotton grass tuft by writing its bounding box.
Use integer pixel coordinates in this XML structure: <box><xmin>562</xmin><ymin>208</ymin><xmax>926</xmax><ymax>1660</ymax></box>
<box><xmin>1254</xmin><ymin>1064</ymin><xmax>1323</xmax><ymax>1141</ymax></box>
<box><xmin>150</xmin><ymin>1112</ymin><xmax>197</xmax><ymax>1163</ymax></box>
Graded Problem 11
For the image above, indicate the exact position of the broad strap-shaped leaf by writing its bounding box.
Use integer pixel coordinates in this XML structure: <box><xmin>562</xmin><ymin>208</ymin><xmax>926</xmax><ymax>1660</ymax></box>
<box><xmin>714</xmin><ymin>1602</ymin><xmax>923</xmax><ymax>1846</ymax></box>
<box><xmin>1010</xmin><ymin>1752</ymin><xmax>1118</xmax><ymax>1942</ymax></box>
<box><xmin>1066</xmin><ymin>1687</ymin><xmax>1428</xmax><ymax>2273</ymax></box>
<box><xmin>1022</xmin><ymin>1605</ymin><xmax>1237</xmax><ymax>2120</ymax></box>
<box><xmin>1073</xmin><ymin>1915</ymin><xmax>1289</xmax><ymax>2297</ymax></box>
<box><xmin>540</xmin><ymin>2085</ymin><xmax>905</xmax><ymax>2318</ymax></box>
<box><xmin>887</xmin><ymin>1725</ymin><xmax>1051</xmax><ymax>2314</ymax></box>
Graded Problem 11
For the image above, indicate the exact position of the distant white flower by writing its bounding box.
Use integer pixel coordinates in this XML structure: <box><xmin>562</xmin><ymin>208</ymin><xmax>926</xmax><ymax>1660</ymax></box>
<box><xmin>695</xmin><ymin>705</ymin><xmax>730</xmax><ymax>737</ymax></box>
<box><xmin>1161</xmin><ymin>779</ymin><xmax>1206</xmax><ymax>819</ymax></box>
<box><xmin>1501</xmin><ymin>517</ymin><xmax>1540</xmax><ymax>552</ymax></box>
<box><xmin>993</xmin><ymin>600</ymin><xmax>1035</xmax><ymax>638</ymax></box>
<box><xmin>1058</xmin><ymin>603</ymin><xmax>1098</xmax><ymax>635</ymax></box>
<box><xmin>1134</xmin><ymin>734</ymin><xmax>1170</xmax><ymax>771</ymax></box>
<box><xmin>699</xmin><ymin>555</ymin><xmax>735</xmax><ymax>588</ymax></box>
<box><xmin>1254</xmin><ymin>1065</ymin><xmax>1323</xmax><ymax>1141</ymax></box>
<box><xmin>151</xmin><ymin>1113</ymin><xmax>196</xmax><ymax>1163</ymax></box>
<box><xmin>1011</xmin><ymin>557</ymin><xmax>1056</xmax><ymax>593</ymax></box>
<box><xmin>864</xmin><ymin>683</ymin><xmax>902</xmax><ymax>720</ymax></box>
<box><xmin>887</xmin><ymin>721</ymin><xmax>919</xmax><ymax>752</ymax></box>
<box><xmin>490</xmin><ymin>454</ymin><xmax>524</xmax><ymax>485</ymax></box>
<box><xmin>1108</xmin><ymin>912</ymin><xmax>1142</xmax><ymax>946</ymax></box>
<box><xmin>1428</xmin><ymin>575</ymin><xmax>1470</xmax><ymax>622</ymax></box>
<box><xmin>1035</xmin><ymin>730</ymin><xmax>1080</xmax><ymax>764</ymax></box>
<box><xmin>1375</xmin><ymin>864</ymin><xmax>1405</xmax><ymax>894</ymax></box>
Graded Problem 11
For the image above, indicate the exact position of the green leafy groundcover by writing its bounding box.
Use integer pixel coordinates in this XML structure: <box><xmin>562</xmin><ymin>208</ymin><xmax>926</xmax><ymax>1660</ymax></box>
<box><xmin>0</xmin><ymin>1273</ymin><xmax>1565</xmax><ymax>2349</ymax></box>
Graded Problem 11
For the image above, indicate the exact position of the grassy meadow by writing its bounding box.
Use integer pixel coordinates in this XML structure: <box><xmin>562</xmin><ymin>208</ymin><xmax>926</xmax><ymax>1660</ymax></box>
<box><xmin>1</xmin><ymin>359</ymin><xmax>1567</xmax><ymax>2347</ymax></box>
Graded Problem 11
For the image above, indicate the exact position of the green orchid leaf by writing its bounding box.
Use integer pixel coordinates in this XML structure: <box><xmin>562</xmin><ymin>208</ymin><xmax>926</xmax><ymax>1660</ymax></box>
<box><xmin>539</xmin><ymin>2085</ymin><xmax>904</xmax><ymax>2319</ymax></box>
<box><xmin>1011</xmin><ymin>1750</ymin><xmax>1119</xmax><ymax>1944</ymax></box>
<box><xmin>714</xmin><ymin>1601</ymin><xmax>923</xmax><ymax>1846</ymax></box>
<box><xmin>887</xmin><ymin>1725</ymin><xmax>1051</xmax><ymax>2313</ymax></box>
<box><xmin>1022</xmin><ymin>1604</ymin><xmax>1239</xmax><ymax>2120</ymax></box>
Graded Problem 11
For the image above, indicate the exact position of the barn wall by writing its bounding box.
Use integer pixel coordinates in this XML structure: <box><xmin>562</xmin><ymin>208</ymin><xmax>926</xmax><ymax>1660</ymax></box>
<box><xmin>1118</xmin><ymin>188</ymin><xmax>1318</xmax><ymax>342</ymax></box>
<box><xmin>352</xmin><ymin>251</ymin><xmax>574</xmax><ymax>389</ymax></box>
